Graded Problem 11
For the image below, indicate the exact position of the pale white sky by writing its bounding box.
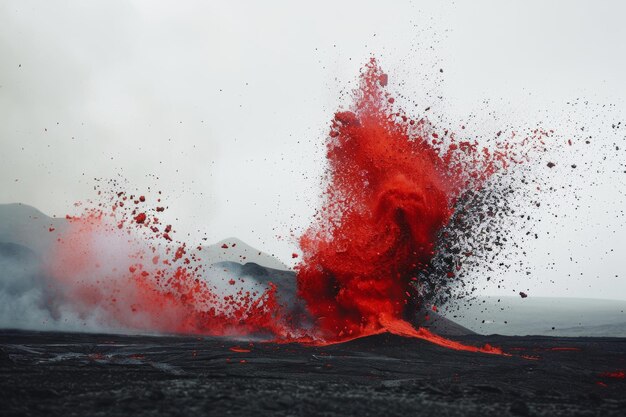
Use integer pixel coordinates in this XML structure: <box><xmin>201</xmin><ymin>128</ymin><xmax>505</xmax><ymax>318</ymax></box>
<box><xmin>1</xmin><ymin>1</ymin><xmax>625</xmax><ymax>299</ymax></box>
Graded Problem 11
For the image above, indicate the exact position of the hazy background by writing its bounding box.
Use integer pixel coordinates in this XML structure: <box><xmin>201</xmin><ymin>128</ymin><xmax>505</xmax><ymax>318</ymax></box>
<box><xmin>1</xmin><ymin>0</ymin><xmax>625</xmax><ymax>300</ymax></box>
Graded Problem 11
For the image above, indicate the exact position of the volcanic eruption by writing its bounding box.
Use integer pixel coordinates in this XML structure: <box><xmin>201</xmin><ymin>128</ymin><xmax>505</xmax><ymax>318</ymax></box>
<box><xmin>39</xmin><ymin>59</ymin><xmax>547</xmax><ymax>353</ymax></box>
<box><xmin>296</xmin><ymin>59</ymin><xmax>545</xmax><ymax>345</ymax></box>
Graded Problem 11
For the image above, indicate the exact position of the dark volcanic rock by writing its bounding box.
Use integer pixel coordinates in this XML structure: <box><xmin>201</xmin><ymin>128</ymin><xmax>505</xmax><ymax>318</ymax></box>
<box><xmin>1</xmin><ymin>330</ymin><xmax>625</xmax><ymax>417</ymax></box>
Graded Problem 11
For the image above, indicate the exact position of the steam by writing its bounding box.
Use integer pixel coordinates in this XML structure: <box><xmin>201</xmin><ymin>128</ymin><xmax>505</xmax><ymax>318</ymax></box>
<box><xmin>0</xmin><ymin>224</ymin><xmax>285</xmax><ymax>335</ymax></box>
<box><xmin>0</xmin><ymin>241</ymin><xmax>124</xmax><ymax>333</ymax></box>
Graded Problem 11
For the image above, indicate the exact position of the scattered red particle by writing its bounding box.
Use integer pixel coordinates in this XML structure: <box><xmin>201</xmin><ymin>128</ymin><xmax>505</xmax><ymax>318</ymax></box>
<box><xmin>173</xmin><ymin>246</ymin><xmax>186</xmax><ymax>262</ymax></box>
<box><xmin>519</xmin><ymin>291</ymin><xmax>528</xmax><ymax>298</ymax></box>
<box><xmin>134</xmin><ymin>213</ymin><xmax>147</xmax><ymax>224</ymax></box>
<box><xmin>550</xmin><ymin>347</ymin><xmax>580</xmax><ymax>352</ymax></box>
<box><xmin>291</xmin><ymin>253</ymin><xmax>299</xmax><ymax>259</ymax></box>
<box><xmin>163</xmin><ymin>233</ymin><xmax>172</xmax><ymax>241</ymax></box>
<box><xmin>221</xmin><ymin>244</ymin><xmax>229</xmax><ymax>249</ymax></box>
<box><xmin>228</xmin><ymin>279</ymin><xmax>236</xmax><ymax>285</ymax></box>
<box><xmin>139</xmin><ymin>196</ymin><xmax>145</xmax><ymax>202</ymax></box>
<box><xmin>596</xmin><ymin>381</ymin><xmax>608</xmax><ymax>387</ymax></box>
<box><xmin>156</xmin><ymin>207</ymin><xmax>165</xmax><ymax>212</ymax></box>
<box><xmin>49</xmin><ymin>227</ymin><xmax>55</xmax><ymax>232</ymax></box>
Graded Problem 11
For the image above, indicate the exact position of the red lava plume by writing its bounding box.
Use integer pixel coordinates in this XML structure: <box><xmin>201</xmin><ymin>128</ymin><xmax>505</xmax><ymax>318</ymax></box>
<box><xmin>44</xmin><ymin>58</ymin><xmax>547</xmax><ymax>354</ymax></box>
<box><xmin>296</xmin><ymin>58</ymin><xmax>544</xmax><ymax>348</ymax></box>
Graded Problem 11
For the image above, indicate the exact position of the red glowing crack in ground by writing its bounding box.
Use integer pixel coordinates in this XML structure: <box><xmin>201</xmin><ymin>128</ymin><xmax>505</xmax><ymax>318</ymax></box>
<box><xmin>44</xmin><ymin>59</ymin><xmax>548</xmax><ymax>353</ymax></box>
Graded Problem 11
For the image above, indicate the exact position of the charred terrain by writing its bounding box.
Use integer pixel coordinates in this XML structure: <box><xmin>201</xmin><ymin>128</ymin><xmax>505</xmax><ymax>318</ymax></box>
<box><xmin>1</xmin><ymin>329</ymin><xmax>625</xmax><ymax>417</ymax></box>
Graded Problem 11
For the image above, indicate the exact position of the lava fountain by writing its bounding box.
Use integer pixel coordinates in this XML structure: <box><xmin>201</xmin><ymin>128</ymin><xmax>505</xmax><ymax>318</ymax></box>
<box><xmin>296</xmin><ymin>58</ymin><xmax>543</xmax><ymax>351</ymax></box>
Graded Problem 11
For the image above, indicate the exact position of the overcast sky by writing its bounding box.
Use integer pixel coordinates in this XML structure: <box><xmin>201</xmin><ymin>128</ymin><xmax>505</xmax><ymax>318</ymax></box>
<box><xmin>1</xmin><ymin>1</ymin><xmax>625</xmax><ymax>299</ymax></box>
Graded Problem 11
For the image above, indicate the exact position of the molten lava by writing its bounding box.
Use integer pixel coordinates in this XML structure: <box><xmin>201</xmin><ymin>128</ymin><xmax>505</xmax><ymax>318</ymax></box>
<box><xmin>296</xmin><ymin>58</ymin><xmax>522</xmax><ymax>347</ymax></box>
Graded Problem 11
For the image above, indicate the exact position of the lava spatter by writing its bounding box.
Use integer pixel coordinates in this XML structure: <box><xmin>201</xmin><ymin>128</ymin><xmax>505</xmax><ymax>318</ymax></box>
<box><xmin>45</xmin><ymin>190</ymin><xmax>293</xmax><ymax>339</ymax></box>
<box><xmin>296</xmin><ymin>58</ymin><xmax>546</xmax><ymax>343</ymax></box>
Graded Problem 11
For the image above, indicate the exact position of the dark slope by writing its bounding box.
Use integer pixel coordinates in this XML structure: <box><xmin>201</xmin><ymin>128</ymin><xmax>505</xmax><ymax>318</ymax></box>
<box><xmin>0</xmin><ymin>203</ymin><xmax>67</xmax><ymax>257</ymax></box>
<box><xmin>1</xmin><ymin>330</ymin><xmax>625</xmax><ymax>417</ymax></box>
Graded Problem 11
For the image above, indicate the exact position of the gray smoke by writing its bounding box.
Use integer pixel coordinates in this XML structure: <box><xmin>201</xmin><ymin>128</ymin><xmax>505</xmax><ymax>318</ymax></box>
<box><xmin>0</xmin><ymin>203</ymin><xmax>299</xmax><ymax>334</ymax></box>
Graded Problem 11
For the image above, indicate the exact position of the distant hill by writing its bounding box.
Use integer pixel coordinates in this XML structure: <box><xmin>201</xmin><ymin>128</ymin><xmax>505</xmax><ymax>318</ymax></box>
<box><xmin>408</xmin><ymin>308</ymin><xmax>475</xmax><ymax>336</ymax></box>
<box><xmin>201</xmin><ymin>238</ymin><xmax>289</xmax><ymax>270</ymax></box>
<box><xmin>0</xmin><ymin>203</ymin><xmax>68</xmax><ymax>257</ymax></box>
<box><xmin>0</xmin><ymin>203</ymin><xmax>289</xmax><ymax>271</ymax></box>
<box><xmin>443</xmin><ymin>296</ymin><xmax>626</xmax><ymax>337</ymax></box>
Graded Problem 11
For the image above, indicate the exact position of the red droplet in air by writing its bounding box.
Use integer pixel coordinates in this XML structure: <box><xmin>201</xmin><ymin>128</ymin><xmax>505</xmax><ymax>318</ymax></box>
<box><xmin>139</xmin><ymin>196</ymin><xmax>145</xmax><ymax>202</ymax></box>
<box><xmin>221</xmin><ymin>244</ymin><xmax>229</xmax><ymax>249</ymax></box>
<box><xmin>134</xmin><ymin>213</ymin><xmax>147</xmax><ymax>224</ymax></box>
<box><xmin>291</xmin><ymin>253</ymin><xmax>299</xmax><ymax>259</ymax></box>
